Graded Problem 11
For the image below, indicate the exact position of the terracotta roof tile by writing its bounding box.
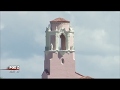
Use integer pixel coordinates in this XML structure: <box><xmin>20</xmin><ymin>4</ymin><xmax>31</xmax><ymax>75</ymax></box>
<box><xmin>75</xmin><ymin>72</ymin><xmax>84</xmax><ymax>76</ymax></box>
<box><xmin>50</xmin><ymin>17</ymin><xmax>70</xmax><ymax>23</ymax></box>
<box><xmin>75</xmin><ymin>72</ymin><xmax>92</xmax><ymax>79</ymax></box>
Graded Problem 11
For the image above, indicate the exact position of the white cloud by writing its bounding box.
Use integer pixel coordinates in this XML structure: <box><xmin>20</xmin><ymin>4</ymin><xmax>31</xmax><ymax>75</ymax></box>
<box><xmin>0</xmin><ymin>23</ymin><xmax>5</xmax><ymax>30</ymax></box>
<box><xmin>74</xmin><ymin>26</ymin><xmax>119</xmax><ymax>55</ymax></box>
<box><xmin>34</xmin><ymin>31</ymin><xmax>45</xmax><ymax>47</ymax></box>
<box><xmin>17</xmin><ymin>11</ymin><xmax>29</xmax><ymax>15</ymax></box>
<box><xmin>87</xmin><ymin>55</ymin><xmax>119</xmax><ymax>70</ymax></box>
<box><xmin>1</xmin><ymin>52</ymin><xmax>9</xmax><ymax>58</ymax></box>
<box><xmin>64</xmin><ymin>11</ymin><xmax>71</xmax><ymax>14</ymax></box>
<box><xmin>76</xmin><ymin>54</ymin><xmax>120</xmax><ymax>78</ymax></box>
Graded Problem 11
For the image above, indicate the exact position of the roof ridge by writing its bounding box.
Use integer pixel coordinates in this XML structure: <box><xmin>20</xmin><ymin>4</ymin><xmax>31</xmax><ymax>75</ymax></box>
<box><xmin>50</xmin><ymin>17</ymin><xmax>70</xmax><ymax>22</ymax></box>
<box><xmin>75</xmin><ymin>72</ymin><xmax>84</xmax><ymax>76</ymax></box>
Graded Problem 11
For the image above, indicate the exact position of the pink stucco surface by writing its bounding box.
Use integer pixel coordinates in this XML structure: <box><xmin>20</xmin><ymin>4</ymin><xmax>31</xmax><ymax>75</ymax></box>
<box><xmin>50</xmin><ymin>22</ymin><xmax>70</xmax><ymax>31</ymax></box>
<box><xmin>69</xmin><ymin>35</ymin><xmax>74</xmax><ymax>49</ymax></box>
<box><xmin>43</xmin><ymin>52</ymin><xmax>74</xmax><ymax>78</ymax></box>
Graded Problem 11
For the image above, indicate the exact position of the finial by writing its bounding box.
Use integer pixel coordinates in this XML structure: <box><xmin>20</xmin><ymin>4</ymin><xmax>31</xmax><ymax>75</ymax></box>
<box><xmin>69</xmin><ymin>26</ymin><xmax>73</xmax><ymax>32</ymax></box>
<box><xmin>48</xmin><ymin>24</ymin><xmax>50</xmax><ymax>28</ymax></box>
<box><xmin>56</xmin><ymin>26</ymin><xmax>58</xmax><ymax>30</ymax></box>
<box><xmin>47</xmin><ymin>24</ymin><xmax>51</xmax><ymax>31</ymax></box>
<box><xmin>50</xmin><ymin>43</ymin><xmax>53</xmax><ymax>50</ymax></box>
<box><xmin>48</xmin><ymin>28</ymin><xmax>51</xmax><ymax>31</ymax></box>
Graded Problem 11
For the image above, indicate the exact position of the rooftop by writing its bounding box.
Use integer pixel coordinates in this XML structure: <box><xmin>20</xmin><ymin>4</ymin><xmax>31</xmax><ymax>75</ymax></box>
<box><xmin>50</xmin><ymin>17</ymin><xmax>70</xmax><ymax>23</ymax></box>
<box><xmin>75</xmin><ymin>72</ymin><xmax>92</xmax><ymax>79</ymax></box>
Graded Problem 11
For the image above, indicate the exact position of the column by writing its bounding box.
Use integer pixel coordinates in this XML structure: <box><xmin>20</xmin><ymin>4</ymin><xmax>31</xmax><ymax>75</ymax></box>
<box><xmin>48</xmin><ymin>34</ymin><xmax>50</xmax><ymax>50</ymax></box>
<box><xmin>46</xmin><ymin>31</ymin><xmax>48</xmax><ymax>47</ymax></box>
<box><xmin>72</xmin><ymin>33</ymin><xmax>74</xmax><ymax>50</ymax></box>
<box><xmin>66</xmin><ymin>33</ymin><xmax>70</xmax><ymax>50</ymax></box>
<box><xmin>55</xmin><ymin>33</ymin><xmax>58</xmax><ymax>50</ymax></box>
<box><xmin>45</xmin><ymin>32</ymin><xmax>47</xmax><ymax>51</ymax></box>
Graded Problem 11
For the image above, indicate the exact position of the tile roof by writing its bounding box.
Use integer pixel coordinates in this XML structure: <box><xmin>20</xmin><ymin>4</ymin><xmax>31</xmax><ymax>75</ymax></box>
<box><xmin>75</xmin><ymin>72</ymin><xmax>92</xmax><ymax>79</ymax></box>
<box><xmin>50</xmin><ymin>17</ymin><xmax>70</xmax><ymax>23</ymax></box>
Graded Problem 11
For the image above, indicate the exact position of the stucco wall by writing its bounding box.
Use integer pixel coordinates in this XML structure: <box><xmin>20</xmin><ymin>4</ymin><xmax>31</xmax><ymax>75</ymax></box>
<box><xmin>50</xmin><ymin>22</ymin><xmax>70</xmax><ymax>31</ymax></box>
<box><xmin>42</xmin><ymin>51</ymin><xmax>78</xmax><ymax>78</ymax></box>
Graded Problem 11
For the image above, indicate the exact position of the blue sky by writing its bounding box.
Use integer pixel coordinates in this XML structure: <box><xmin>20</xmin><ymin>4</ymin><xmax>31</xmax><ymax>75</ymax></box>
<box><xmin>0</xmin><ymin>11</ymin><xmax>120</xmax><ymax>78</ymax></box>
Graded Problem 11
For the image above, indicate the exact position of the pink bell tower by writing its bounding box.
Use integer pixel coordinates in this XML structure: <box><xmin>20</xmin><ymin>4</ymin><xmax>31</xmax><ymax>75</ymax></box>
<box><xmin>42</xmin><ymin>17</ymin><xmax>92</xmax><ymax>79</ymax></box>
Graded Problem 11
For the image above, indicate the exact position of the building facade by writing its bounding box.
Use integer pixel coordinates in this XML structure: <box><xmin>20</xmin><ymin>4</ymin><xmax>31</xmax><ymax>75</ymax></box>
<box><xmin>42</xmin><ymin>17</ymin><xmax>91</xmax><ymax>79</ymax></box>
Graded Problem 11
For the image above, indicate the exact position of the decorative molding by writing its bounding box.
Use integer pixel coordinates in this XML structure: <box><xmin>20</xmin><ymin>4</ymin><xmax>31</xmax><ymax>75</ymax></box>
<box><xmin>55</xmin><ymin>51</ymin><xmax>58</xmax><ymax>54</ymax></box>
<box><xmin>45</xmin><ymin>50</ymin><xmax>75</xmax><ymax>57</ymax></box>
<box><xmin>45</xmin><ymin>25</ymin><xmax>75</xmax><ymax>52</ymax></box>
<box><xmin>59</xmin><ymin>51</ymin><xmax>66</xmax><ymax>56</ymax></box>
<box><xmin>67</xmin><ymin>51</ymin><xmax>70</xmax><ymax>54</ymax></box>
<box><xmin>46</xmin><ymin>28</ymin><xmax>74</xmax><ymax>36</ymax></box>
<box><xmin>59</xmin><ymin>50</ymin><xmax>74</xmax><ymax>54</ymax></box>
<box><xmin>46</xmin><ymin>27</ymin><xmax>48</xmax><ymax>32</ymax></box>
<box><xmin>48</xmin><ymin>28</ymin><xmax>51</xmax><ymax>31</ymax></box>
<box><xmin>58</xmin><ymin>29</ymin><xmax>66</xmax><ymax>37</ymax></box>
<box><xmin>69</xmin><ymin>27</ymin><xmax>74</xmax><ymax>32</ymax></box>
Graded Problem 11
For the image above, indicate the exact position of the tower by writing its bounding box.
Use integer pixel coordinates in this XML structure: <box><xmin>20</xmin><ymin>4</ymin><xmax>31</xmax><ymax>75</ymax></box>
<box><xmin>42</xmin><ymin>17</ymin><xmax>91</xmax><ymax>78</ymax></box>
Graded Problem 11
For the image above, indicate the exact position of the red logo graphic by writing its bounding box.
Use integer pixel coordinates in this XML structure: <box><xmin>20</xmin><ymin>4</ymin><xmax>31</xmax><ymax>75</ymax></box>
<box><xmin>0</xmin><ymin>65</ymin><xmax>20</xmax><ymax>73</ymax></box>
<box><xmin>8</xmin><ymin>65</ymin><xmax>20</xmax><ymax>70</ymax></box>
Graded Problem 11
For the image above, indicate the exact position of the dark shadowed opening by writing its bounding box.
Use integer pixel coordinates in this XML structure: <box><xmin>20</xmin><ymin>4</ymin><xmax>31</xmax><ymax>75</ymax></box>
<box><xmin>59</xmin><ymin>34</ymin><xmax>66</xmax><ymax>50</ymax></box>
<box><xmin>45</xmin><ymin>69</ymin><xmax>50</xmax><ymax>75</ymax></box>
<box><xmin>61</xmin><ymin>58</ymin><xmax>64</xmax><ymax>64</ymax></box>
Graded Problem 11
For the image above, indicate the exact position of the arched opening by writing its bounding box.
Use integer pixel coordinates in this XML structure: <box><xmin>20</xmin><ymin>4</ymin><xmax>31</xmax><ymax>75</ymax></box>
<box><xmin>59</xmin><ymin>34</ymin><xmax>66</xmax><ymax>50</ymax></box>
<box><xmin>61</xmin><ymin>58</ymin><xmax>64</xmax><ymax>64</ymax></box>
